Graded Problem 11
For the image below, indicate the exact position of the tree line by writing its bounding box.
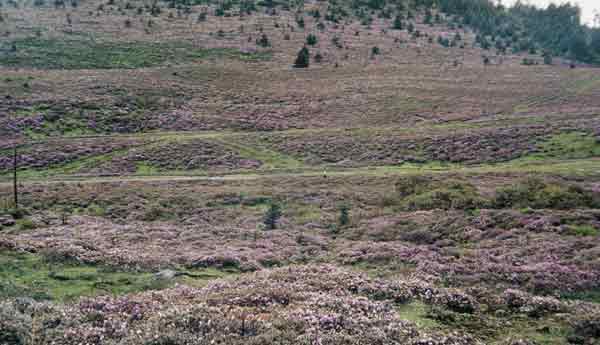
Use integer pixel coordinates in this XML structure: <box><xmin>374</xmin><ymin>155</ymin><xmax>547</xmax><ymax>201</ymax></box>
<box><xmin>437</xmin><ymin>0</ymin><xmax>600</xmax><ymax>63</ymax></box>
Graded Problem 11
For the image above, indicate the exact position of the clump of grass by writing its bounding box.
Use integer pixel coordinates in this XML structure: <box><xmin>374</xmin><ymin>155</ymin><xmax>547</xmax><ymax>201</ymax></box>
<box><xmin>492</xmin><ymin>177</ymin><xmax>600</xmax><ymax>209</ymax></box>
<box><xmin>141</xmin><ymin>203</ymin><xmax>170</xmax><ymax>221</ymax></box>
<box><xmin>86</xmin><ymin>203</ymin><xmax>106</xmax><ymax>217</ymax></box>
<box><xmin>16</xmin><ymin>218</ymin><xmax>36</xmax><ymax>230</ymax></box>
<box><xmin>567</xmin><ymin>224</ymin><xmax>599</xmax><ymax>237</ymax></box>
<box><xmin>394</xmin><ymin>176</ymin><xmax>487</xmax><ymax>210</ymax></box>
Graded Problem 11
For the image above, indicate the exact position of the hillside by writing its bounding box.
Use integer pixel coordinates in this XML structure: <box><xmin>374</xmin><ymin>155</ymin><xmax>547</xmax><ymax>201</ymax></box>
<box><xmin>1</xmin><ymin>0</ymin><xmax>600</xmax><ymax>344</ymax></box>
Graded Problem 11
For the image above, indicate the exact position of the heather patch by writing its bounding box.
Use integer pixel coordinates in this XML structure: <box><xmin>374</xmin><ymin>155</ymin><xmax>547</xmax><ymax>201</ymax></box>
<box><xmin>0</xmin><ymin>138</ymin><xmax>148</xmax><ymax>174</ymax></box>
<box><xmin>1</xmin><ymin>264</ymin><xmax>592</xmax><ymax>344</ymax></box>
<box><xmin>76</xmin><ymin>138</ymin><xmax>263</xmax><ymax>175</ymax></box>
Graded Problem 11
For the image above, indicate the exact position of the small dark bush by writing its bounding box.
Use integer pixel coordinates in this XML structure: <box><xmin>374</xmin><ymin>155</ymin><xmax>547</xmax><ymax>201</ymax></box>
<box><xmin>338</xmin><ymin>204</ymin><xmax>349</xmax><ymax>227</ymax></box>
<box><xmin>256</xmin><ymin>33</ymin><xmax>270</xmax><ymax>47</ymax></box>
<box><xmin>306</xmin><ymin>34</ymin><xmax>317</xmax><ymax>46</ymax></box>
<box><xmin>570</xmin><ymin>313</ymin><xmax>600</xmax><ymax>340</ymax></box>
<box><xmin>263</xmin><ymin>203</ymin><xmax>282</xmax><ymax>230</ymax></box>
<box><xmin>543</xmin><ymin>50</ymin><xmax>553</xmax><ymax>65</ymax></box>
<box><xmin>400</xmin><ymin>228</ymin><xmax>438</xmax><ymax>244</ymax></box>
<box><xmin>395</xmin><ymin>175</ymin><xmax>432</xmax><ymax>197</ymax></box>
<box><xmin>438</xmin><ymin>36</ymin><xmax>450</xmax><ymax>47</ymax></box>
<box><xmin>331</xmin><ymin>35</ymin><xmax>342</xmax><ymax>48</ymax></box>
<box><xmin>392</xmin><ymin>15</ymin><xmax>403</xmax><ymax>30</ymax></box>
<box><xmin>293</xmin><ymin>46</ymin><xmax>309</xmax><ymax>68</ymax></box>
<box><xmin>395</xmin><ymin>177</ymin><xmax>487</xmax><ymax>211</ymax></box>
<box><xmin>522</xmin><ymin>58</ymin><xmax>537</xmax><ymax>65</ymax></box>
<box><xmin>314</xmin><ymin>52</ymin><xmax>323</xmax><ymax>63</ymax></box>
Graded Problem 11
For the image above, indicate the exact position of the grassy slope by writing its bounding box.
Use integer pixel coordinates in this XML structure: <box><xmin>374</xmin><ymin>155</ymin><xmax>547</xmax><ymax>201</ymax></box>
<box><xmin>3</xmin><ymin>129</ymin><xmax>600</xmax><ymax>182</ymax></box>
<box><xmin>2</xmin><ymin>37</ymin><xmax>270</xmax><ymax>69</ymax></box>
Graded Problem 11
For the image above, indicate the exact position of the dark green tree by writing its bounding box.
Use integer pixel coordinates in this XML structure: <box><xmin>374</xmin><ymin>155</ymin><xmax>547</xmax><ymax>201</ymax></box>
<box><xmin>338</xmin><ymin>204</ymin><xmax>350</xmax><ymax>228</ymax></box>
<box><xmin>393</xmin><ymin>15</ymin><xmax>403</xmax><ymax>30</ymax></box>
<box><xmin>591</xmin><ymin>29</ymin><xmax>600</xmax><ymax>57</ymax></box>
<box><xmin>263</xmin><ymin>203</ymin><xmax>282</xmax><ymax>230</ymax></box>
<box><xmin>568</xmin><ymin>33</ymin><xmax>591</xmax><ymax>62</ymax></box>
<box><xmin>294</xmin><ymin>46</ymin><xmax>310</xmax><ymax>68</ymax></box>
<box><xmin>542</xmin><ymin>50</ymin><xmax>553</xmax><ymax>65</ymax></box>
<box><xmin>424</xmin><ymin>9</ymin><xmax>432</xmax><ymax>25</ymax></box>
<box><xmin>438</xmin><ymin>36</ymin><xmax>449</xmax><ymax>47</ymax></box>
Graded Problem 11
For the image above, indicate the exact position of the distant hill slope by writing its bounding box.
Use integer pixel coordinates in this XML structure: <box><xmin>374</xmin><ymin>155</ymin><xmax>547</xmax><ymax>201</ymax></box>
<box><xmin>0</xmin><ymin>0</ymin><xmax>599</xmax><ymax>143</ymax></box>
<box><xmin>2</xmin><ymin>0</ymin><xmax>598</xmax><ymax>63</ymax></box>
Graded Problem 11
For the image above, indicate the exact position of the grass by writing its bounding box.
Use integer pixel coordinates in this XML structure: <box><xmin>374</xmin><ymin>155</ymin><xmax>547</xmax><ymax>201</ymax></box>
<box><xmin>3</xmin><ymin>149</ymin><xmax>127</xmax><ymax>179</ymax></box>
<box><xmin>15</xmin><ymin>218</ymin><xmax>36</xmax><ymax>230</ymax></box>
<box><xmin>398</xmin><ymin>301</ymin><xmax>564</xmax><ymax>345</ymax></box>
<box><xmin>396</xmin><ymin>177</ymin><xmax>486</xmax><ymax>211</ymax></box>
<box><xmin>524</xmin><ymin>132</ymin><xmax>600</xmax><ymax>161</ymax></box>
<box><xmin>570</xmin><ymin>75</ymin><xmax>600</xmax><ymax>95</ymax></box>
<box><xmin>1</xmin><ymin>37</ymin><xmax>271</xmax><ymax>69</ymax></box>
<box><xmin>5</xmin><ymin>157</ymin><xmax>600</xmax><ymax>186</ymax></box>
<box><xmin>24</xmin><ymin>116</ymin><xmax>97</xmax><ymax>139</ymax></box>
<box><xmin>396</xmin><ymin>302</ymin><xmax>442</xmax><ymax>329</ymax></box>
<box><xmin>561</xmin><ymin>289</ymin><xmax>600</xmax><ymax>303</ymax></box>
<box><xmin>215</xmin><ymin>136</ymin><xmax>304</xmax><ymax>171</ymax></box>
<box><xmin>0</xmin><ymin>75</ymin><xmax>36</xmax><ymax>97</ymax></box>
<box><xmin>493</xmin><ymin>318</ymin><xmax>571</xmax><ymax>345</ymax></box>
<box><xmin>0</xmin><ymin>250</ymin><xmax>229</xmax><ymax>302</ymax></box>
<box><xmin>6</xmin><ymin>124</ymin><xmax>600</xmax><ymax>179</ymax></box>
<box><xmin>567</xmin><ymin>224</ymin><xmax>599</xmax><ymax>237</ymax></box>
<box><xmin>289</xmin><ymin>203</ymin><xmax>323</xmax><ymax>225</ymax></box>
<box><xmin>136</xmin><ymin>162</ymin><xmax>160</xmax><ymax>175</ymax></box>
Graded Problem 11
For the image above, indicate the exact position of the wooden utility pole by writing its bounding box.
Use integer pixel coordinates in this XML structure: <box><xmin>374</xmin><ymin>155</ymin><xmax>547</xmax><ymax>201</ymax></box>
<box><xmin>13</xmin><ymin>145</ymin><xmax>18</xmax><ymax>209</ymax></box>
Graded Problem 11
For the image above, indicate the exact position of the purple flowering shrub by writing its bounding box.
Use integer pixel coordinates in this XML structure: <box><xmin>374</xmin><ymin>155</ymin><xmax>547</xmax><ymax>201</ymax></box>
<box><xmin>502</xmin><ymin>289</ymin><xmax>568</xmax><ymax>317</ymax></box>
<box><xmin>3</xmin><ymin>207</ymin><xmax>600</xmax><ymax>295</ymax></box>
<box><xmin>0</xmin><ymin>265</ymin><xmax>485</xmax><ymax>345</ymax></box>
